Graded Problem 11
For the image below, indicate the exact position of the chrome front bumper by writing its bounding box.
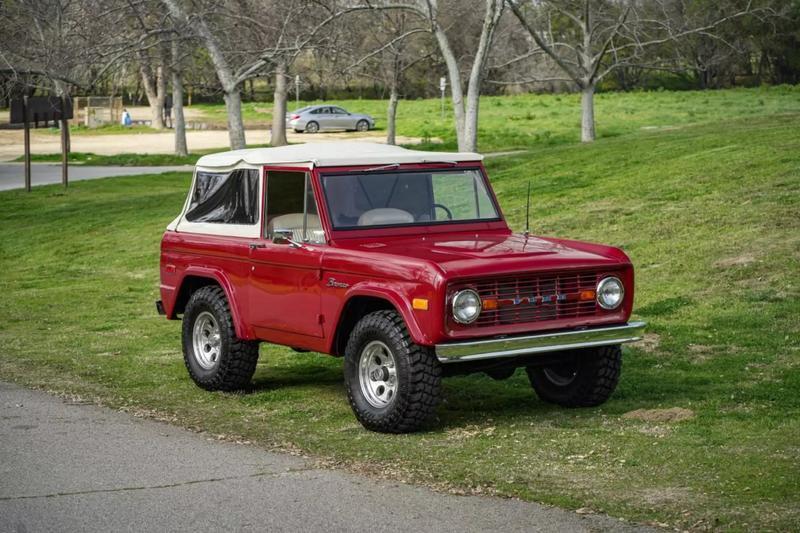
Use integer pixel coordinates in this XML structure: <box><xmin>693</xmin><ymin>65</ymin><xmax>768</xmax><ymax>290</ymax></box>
<box><xmin>435</xmin><ymin>321</ymin><xmax>646</xmax><ymax>363</ymax></box>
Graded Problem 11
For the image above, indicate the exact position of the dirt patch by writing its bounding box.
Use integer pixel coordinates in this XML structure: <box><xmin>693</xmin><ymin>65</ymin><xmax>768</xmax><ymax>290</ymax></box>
<box><xmin>622</xmin><ymin>407</ymin><xmax>695</xmax><ymax>423</ymax></box>
<box><xmin>631</xmin><ymin>333</ymin><xmax>661</xmax><ymax>353</ymax></box>
<box><xmin>0</xmin><ymin>128</ymin><xmax>434</xmax><ymax>161</ymax></box>
<box><xmin>714</xmin><ymin>253</ymin><xmax>757</xmax><ymax>268</ymax></box>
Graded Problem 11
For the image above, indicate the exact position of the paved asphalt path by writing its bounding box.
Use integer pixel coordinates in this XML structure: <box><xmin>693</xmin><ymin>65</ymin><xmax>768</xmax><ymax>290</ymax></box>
<box><xmin>0</xmin><ymin>382</ymin><xmax>653</xmax><ymax>533</ymax></box>
<box><xmin>0</xmin><ymin>163</ymin><xmax>192</xmax><ymax>191</ymax></box>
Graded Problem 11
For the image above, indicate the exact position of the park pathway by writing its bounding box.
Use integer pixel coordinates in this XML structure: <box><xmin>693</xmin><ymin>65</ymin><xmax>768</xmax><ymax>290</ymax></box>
<box><xmin>0</xmin><ymin>382</ymin><xmax>653</xmax><ymax>533</ymax></box>
<box><xmin>0</xmin><ymin>163</ymin><xmax>192</xmax><ymax>191</ymax></box>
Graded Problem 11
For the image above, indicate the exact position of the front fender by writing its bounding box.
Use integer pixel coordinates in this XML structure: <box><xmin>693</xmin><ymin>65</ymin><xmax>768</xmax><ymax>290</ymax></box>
<box><xmin>169</xmin><ymin>266</ymin><xmax>251</xmax><ymax>340</ymax></box>
<box><xmin>333</xmin><ymin>282</ymin><xmax>442</xmax><ymax>348</ymax></box>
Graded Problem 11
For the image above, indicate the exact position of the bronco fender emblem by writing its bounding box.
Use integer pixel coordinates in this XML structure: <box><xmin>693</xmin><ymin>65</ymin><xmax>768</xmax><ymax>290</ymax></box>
<box><xmin>327</xmin><ymin>278</ymin><xmax>350</xmax><ymax>289</ymax></box>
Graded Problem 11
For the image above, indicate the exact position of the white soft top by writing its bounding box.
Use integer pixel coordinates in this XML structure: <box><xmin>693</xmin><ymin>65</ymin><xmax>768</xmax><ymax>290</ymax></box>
<box><xmin>195</xmin><ymin>141</ymin><xmax>482</xmax><ymax>169</ymax></box>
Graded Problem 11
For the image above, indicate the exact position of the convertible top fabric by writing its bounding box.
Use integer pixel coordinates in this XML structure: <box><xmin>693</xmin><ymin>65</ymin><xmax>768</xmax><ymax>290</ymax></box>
<box><xmin>195</xmin><ymin>142</ymin><xmax>482</xmax><ymax>169</ymax></box>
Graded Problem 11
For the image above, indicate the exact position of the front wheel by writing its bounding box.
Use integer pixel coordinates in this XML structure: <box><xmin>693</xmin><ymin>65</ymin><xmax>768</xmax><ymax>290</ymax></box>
<box><xmin>344</xmin><ymin>310</ymin><xmax>442</xmax><ymax>433</ymax></box>
<box><xmin>356</xmin><ymin>119</ymin><xmax>369</xmax><ymax>132</ymax></box>
<box><xmin>526</xmin><ymin>345</ymin><xmax>622</xmax><ymax>407</ymax></box>
<box><xmin>182</xmin><ymin>286</ymin><xmax>260</xmax><ymax>391</ymax></box>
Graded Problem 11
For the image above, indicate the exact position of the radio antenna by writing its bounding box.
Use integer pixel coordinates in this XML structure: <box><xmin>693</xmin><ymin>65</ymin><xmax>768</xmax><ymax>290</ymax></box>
<box><xmin>524</xmin><ymin>180</ymin><xmax>531</xmax><ymax>238</ymax></box>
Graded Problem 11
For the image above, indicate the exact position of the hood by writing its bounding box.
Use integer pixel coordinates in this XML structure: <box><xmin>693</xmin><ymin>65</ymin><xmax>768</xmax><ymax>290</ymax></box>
<box><xmin>338</xmin><ymin>230</ymin><xmax>630</xmax><ymax>279</ymax></box>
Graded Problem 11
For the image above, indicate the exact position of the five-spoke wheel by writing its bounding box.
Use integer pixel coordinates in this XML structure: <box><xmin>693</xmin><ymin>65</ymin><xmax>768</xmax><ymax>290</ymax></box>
<box><xmin>192</xmin><ymin>311</ymin><xmax>221</xmax><ymax>370</ymax></box>
<box><xmin>358</xmin><ymin>340</ymin><xmax>397</xmax><ymax>408</ymax></box>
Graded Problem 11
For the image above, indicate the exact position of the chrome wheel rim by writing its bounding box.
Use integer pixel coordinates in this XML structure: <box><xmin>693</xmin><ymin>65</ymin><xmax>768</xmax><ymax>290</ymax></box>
<box><xmin>357</xmin><ymin>121</ymin><xmax>368</xmax><ymax>131</ymax></box>
<box><xmin>307</xmin><ymin>122</ymin><xmax>318</xmax><ymax>133</ymax></box>
<box><xmin>358</xmin><ymin>340</ymin><xmax>397</xmax><ymax>408</ymax></box>
<box><xmin>192</xmin><ymin>311</ymin><xmax>221</xmax><ymax>370</ymax></box>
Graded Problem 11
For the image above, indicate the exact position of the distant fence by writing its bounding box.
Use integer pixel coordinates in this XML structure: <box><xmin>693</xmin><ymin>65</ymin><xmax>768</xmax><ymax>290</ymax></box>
<box><xmin>73</xmin><ymin>96</ymin><xmax>123</xmax><ymax>127</ymax></box>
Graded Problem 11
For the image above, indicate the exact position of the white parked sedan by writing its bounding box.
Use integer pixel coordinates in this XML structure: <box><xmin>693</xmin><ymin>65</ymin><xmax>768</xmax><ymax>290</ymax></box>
<box><xmin>286</xmin><ymin>105</ymin><xmax>375</xmax><ymax>133</ymax></box>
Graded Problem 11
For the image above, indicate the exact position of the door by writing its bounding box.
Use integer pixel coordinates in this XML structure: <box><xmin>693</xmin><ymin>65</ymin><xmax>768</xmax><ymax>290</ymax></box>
<box><xmin>248</xmin><ymin>168</ymin><xmax>327</xmax><ymax>339</ymax></box>
<box><xmin>311</xmin><ymin>106</ymin><xmax>330</xmax><ymax>131</ymax></box>
<box><xmin>330</xmin><ymin>106</ymin><xmax>351</xmax><ymax>129</ymax></box>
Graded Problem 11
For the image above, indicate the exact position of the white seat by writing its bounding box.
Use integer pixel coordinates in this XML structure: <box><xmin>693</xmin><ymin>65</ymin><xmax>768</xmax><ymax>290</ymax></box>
<box><xmin>357</xmin><ymin>208</ymin><xmax>414</xmax><ymax>226</ymax></box>
<box><xmin>268</xmin><ymin>213</ymin><xmax>323</xmax><ymax>242</ymax></box>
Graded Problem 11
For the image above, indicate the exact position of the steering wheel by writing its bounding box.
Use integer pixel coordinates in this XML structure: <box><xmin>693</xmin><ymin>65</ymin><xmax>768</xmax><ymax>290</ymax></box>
<box><xmin>433</xmin><ymin>203</ymin><xmax>453</xmax><ymax>220</ymax></box>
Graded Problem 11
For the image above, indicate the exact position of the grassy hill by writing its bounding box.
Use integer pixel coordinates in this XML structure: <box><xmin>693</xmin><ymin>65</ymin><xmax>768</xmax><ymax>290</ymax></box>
<box><xmin>196</xmin><ymin>84</ymin><xmax>800</xmax><ymax>152</ymax></box>
<box><xmin>1</xmin><ymin>90</ymin><xmax>798</xmax><ymax>529</ymax></box>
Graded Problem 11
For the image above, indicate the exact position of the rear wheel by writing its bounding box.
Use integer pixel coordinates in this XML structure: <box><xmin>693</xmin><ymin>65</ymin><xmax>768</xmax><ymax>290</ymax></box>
<box><xmin>356</xmin><ymin>119</ymin><xmax>369</xmax><ymax>132</ymax></box>
<box><xmin>344</xmin><ymin>310</ymin><xmax>442</xmax><ymax>433</ymax></box>
<box><xmin>305</xmin><ymin>121</ymin><xmax>319</xmax><ymax>133</ymax></box>
<box><xmin>526</xmin><ymin>345</ymin><xmax>622</xmax><ymax>407</ymax></box>
<box><xmin>182</xmin><ymin>286</ymin><xmax>260</xmax><ymax>391</ymax></box>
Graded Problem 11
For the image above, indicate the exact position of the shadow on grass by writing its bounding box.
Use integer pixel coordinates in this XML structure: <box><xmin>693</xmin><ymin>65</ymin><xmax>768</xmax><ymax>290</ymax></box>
<box><xmin>242</xmin><ymin>346</ymin><xmax>724</xmax><ymax>428</ymax></box>
<box><xmin>248</xmin><ymin>355</ymin><xmax>343</xmax><ymax>392</ymax></box>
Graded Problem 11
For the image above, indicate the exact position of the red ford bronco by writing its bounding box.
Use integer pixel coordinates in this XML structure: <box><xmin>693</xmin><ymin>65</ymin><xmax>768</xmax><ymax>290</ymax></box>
<box><xmin>158</xmin><ymin>142</ymin><xmax>645</xmax><ymax>433</ymax></box>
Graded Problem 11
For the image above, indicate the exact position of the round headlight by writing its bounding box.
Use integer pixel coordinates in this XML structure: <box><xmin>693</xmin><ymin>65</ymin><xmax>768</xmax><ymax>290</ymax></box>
<box><xmin>597</xmin><ymin>277</ymin><xmax>624</xmax><ymax>310</ymax></box>
<box><xmin>452</xmin><ymin>289</ymin><xmax>482</xmax><ymax>324</ymax></box>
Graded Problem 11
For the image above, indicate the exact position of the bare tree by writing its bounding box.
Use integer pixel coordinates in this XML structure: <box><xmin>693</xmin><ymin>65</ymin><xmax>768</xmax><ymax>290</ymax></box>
<box><xmin>171</xmin><ymin>37</ymin><xmax>188</xmax><ymax>156</ymax></box>
<box><xmin>507</xmin><ymin>0</ymin><xmax>771</xmax><ymax>142</ymax></box>
<box><xmin>343</xmin><ymin>12</ymin><xmax>431</xmax><ymax>144</ymax></box>
<box><xmin>123</xmin><ymin>1</ymin><xmax>174</xmax><ymax>129</ymax></box>
<box><xmin>0</xmin><ymin>1</ymin><xmax>138</xmax><ymax>97</ymax></box>
<box><xmin>386</xmin><ymin>0</ymin><xmax>504</xmax><ymax>152</ymax></box>
<box><xmin>160</xmin><ymin>0</ymin><xmax>370</xmax><ymax>149</ymax></box>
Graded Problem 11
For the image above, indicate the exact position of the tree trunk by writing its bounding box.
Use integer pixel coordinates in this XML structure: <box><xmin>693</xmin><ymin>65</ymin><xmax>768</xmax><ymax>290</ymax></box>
<box><xmin>155</xmin><ymin>65</ymin><xmax>167</xmax><ymax>128</ymax></box>
<box><xmin>139</xmin><ymin>61</ymin><xmax>165</xmax><ymax>130</ymax></box>
<box><xmin>580</xmin><ymin>84</ymin><xmax>596</xmax><ymax>143</ymax></box>
<box><xmin>431</xmin><ymin>0</ymin><xmax>502</xmax><ymax>152</ymax></box>
<box><xmin>172</xmin><ymin>41</ymin><xmax>188</xmax><ymax>157</ymax></box>
<box><xmin>386</xmin><ymin>83</ymin><xmax>399</xmax><ymax>145</ymax></box>
<box><xmin>161</xmin><ymin>0</ymin><xmax>246</xmax><ymax>150</ymax></box>
<box><xmin>224</xmin><ymin>89</ymin><xmax>246</xmax><ymax>150</ymax></box>
<box><xmin>433</xmin><ymin>24</ymin><xmax>467</xmax><ymax>151</ymax></box>
<box><xmin>462</xmin><ymin>91</ymin><xmax>480</xmax><ymax>152</ymax></box>
<box><xmin>270</xmin><ymin>61</ymin><xmax>288</xmax><ymax>147</ymax></box>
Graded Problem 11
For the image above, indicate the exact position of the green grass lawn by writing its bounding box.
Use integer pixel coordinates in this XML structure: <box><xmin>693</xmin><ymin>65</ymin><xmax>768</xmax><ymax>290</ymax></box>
<box><xmin>197</xmin><ymin>85</ymin><xmax>800</xmax><ymax>153</ymax></box>
<box><xmin>1</xmin><ymin>94</ymin><xmax>798</xmax><ymax>530</ymax></box>
<box><xmin>21</xmin><ymin>85</ymin><xmax>800</xmax><ymax>165</ymax></box>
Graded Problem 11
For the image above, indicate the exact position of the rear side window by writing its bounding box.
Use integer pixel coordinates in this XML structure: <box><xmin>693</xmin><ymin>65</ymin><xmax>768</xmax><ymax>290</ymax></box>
<box><xmin>185</xmin><ymin>169</ymin><xmax>259</xmax><ymax>224</ymax></box>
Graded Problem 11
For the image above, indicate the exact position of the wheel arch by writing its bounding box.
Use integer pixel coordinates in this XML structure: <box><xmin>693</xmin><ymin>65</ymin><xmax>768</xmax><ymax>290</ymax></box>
<box><xmin>329</xmin><ymin>290</ymin><xmax>428</xmax><ymax>357</ymax></box>
<box><xmin>172</xmin><ymin>269</ymin><xmax>250</xmax><ymax>340</ymax></box>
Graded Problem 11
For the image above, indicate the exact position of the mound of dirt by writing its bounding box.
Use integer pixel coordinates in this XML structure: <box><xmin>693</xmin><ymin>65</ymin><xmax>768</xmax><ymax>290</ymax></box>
<box><xmin>622</xmin><ymin>407</ymin><xmax>695</xmax><ymax>423</ymax></box>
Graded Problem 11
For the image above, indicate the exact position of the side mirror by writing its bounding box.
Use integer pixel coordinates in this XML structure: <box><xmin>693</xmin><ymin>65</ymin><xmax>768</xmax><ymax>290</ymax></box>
<box><xmin>272</xmin><ymin>229</ymin><xmax>295</xmax><ymax>245</ymax></box>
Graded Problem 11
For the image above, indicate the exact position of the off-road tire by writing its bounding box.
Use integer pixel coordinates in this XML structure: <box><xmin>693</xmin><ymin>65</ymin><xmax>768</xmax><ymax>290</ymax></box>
<box><xmin>344</xmin><ymin>310</ymin><xmax>442</xmax><ymax>433</ymax></box>
<box><xmin>526</xmin><ymin>345</ymin><xmax>622</xmax><ymax>407</ymax></box>
<box><xmin>182</xmin><ymin>286</ymin><xmax>259</xmax><ymax>391</ymax></box>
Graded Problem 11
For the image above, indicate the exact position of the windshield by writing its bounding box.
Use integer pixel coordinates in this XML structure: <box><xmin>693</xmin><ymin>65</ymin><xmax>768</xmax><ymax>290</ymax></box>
<box><xmin>321</xmin><ymin>168</ymin><xmax>500</xmax><ymax>229</ymax></box>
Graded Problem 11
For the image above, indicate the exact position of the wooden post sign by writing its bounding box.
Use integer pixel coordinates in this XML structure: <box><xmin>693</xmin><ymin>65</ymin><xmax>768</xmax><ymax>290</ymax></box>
<box><xmin>10</xmin><ymin>96</ymin><xmax>73</xmax><ymax>192</ymax></box>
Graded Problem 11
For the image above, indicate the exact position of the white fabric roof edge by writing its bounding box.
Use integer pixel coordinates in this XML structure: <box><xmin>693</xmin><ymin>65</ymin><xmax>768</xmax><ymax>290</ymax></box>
<box><xmin>195</xmin><ymin>141</ymin><xmax>483</xmax><ymax>169</ymax></box>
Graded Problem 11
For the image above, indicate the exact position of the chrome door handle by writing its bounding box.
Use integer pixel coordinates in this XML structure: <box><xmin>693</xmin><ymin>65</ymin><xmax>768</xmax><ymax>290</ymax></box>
<box><xmin>249</xmin><ymin>243</ymin><xmax>266</xmax><ymax>250</ymax></box>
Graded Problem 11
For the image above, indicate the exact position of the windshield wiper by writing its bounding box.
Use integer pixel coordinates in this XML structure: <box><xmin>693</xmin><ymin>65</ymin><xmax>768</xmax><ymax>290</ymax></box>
<box><xmin>359</xmin><ymin>163</ymin><xmax>400</xmax><ymax>173</ymax></box>
<box><xmin>420</xmin><ymin>159</ymin><xmax>458</xmax><ymax>166</ymax></box>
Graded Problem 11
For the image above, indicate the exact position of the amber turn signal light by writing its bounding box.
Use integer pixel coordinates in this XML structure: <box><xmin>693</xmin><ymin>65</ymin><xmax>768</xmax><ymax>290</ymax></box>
<box><xmin>579</xmin><ymin>290</ymin><xmax>596</xmax><ymax>301</ymax></box>
<box><xmin>412</xmin><ymin>298</ymin><xmax>429</xmax><ymax>310</ymax></box>
<box><xmin>481</xmin><ymin>298</ymin><xmax>499</xmax><ymax>310</ymax></box>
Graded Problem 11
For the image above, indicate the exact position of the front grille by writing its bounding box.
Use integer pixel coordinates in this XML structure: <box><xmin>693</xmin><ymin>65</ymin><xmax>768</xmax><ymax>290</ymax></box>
<box><xmin>455</xmin><ymin>271</ymin><xmax>600</xmax><ymax>328</ymax></box>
